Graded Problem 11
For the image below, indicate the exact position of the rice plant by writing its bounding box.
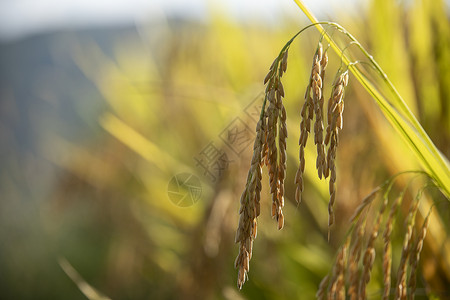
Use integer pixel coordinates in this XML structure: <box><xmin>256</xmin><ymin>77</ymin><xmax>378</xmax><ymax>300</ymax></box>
<box><xmin>234</xmin><ymin>1</ymin><xmax>450</xmax><ymax>298</ymax></box>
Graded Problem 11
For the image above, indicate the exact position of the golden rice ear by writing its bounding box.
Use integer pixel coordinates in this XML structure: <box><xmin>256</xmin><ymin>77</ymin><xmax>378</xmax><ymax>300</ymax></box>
<box><xmin>277</xmin><ymin>212</ymin><xmax>284</xmax><ymax>230</ymax></box>
<box><xmin>295</xmin><ymin>43</ymin><xmax>327</xmax><ymax>207</ymax></box>
<box><xmin>323</xmin><ymin>70</ymin><xmax>349</xmax><ymax>237</ymax></box>
<box><xmin>234</xmin><ymin>49</ymin><xmax>290</xmax><ymax>289</ymax></box>
<box><xmin>310</xmin><ymin>43</ymin><xmax>328</xmax><ymax>179</ymax></box>
<box><xmin>265</xmin><ymin>51</ymin><xmax>289</xmax><ymax>230</ymax></box>
<box><xmin>295</xmin><ymin>42</ymin><xmax>332</xmax><ymax>215</ymax></box>
<box><xmin>234</xmin><ymin>116</ymin><xmax>266</xmax><ymax>289</ymax></box>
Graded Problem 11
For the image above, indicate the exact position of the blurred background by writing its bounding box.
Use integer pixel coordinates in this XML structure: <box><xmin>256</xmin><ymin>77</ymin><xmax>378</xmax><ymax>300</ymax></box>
<box><xmin>0</xmin><ymin>0</ymin><xmax>449</xmax><ymax>299</ymax></box>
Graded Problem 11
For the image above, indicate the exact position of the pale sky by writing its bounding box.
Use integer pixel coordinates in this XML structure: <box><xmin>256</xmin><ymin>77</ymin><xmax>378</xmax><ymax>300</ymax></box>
<box><xmin>0</xmin><ymin>0</ymin><xmax>365</xmax><ymax>40</ymax></box>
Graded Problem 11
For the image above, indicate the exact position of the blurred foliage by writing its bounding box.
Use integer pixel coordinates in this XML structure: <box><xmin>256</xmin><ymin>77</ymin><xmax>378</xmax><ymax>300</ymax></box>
<box><xmin>0</xmin><ymin>0</ymin><xmax>449</xmax><ymax>299</ymax></box>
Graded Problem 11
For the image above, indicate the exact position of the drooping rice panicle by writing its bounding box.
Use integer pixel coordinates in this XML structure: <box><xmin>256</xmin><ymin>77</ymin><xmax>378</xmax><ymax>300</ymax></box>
<box><xmin>324</xmin><ymin>70</ymin><xmax>349</xmax><ymax>238</ymax></box>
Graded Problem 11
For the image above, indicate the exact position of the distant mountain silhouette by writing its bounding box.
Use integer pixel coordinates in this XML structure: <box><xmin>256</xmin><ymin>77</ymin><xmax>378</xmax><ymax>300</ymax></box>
<box><xmin>0</xmin><ymin>25</ymin><xmax>143</xmax><ymax>154</ymax></box>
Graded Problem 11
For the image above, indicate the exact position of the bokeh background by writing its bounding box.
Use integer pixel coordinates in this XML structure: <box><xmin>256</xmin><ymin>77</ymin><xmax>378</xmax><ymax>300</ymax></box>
<box><xmin>0</xmin><ymin>0</ymin><xmax>449</xmax><ymax>299</ymax></box>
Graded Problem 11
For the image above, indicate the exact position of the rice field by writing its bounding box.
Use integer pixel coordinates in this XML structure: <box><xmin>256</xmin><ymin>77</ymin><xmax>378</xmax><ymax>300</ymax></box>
<box><xmin>0</xmin><ymin>0</ymin><xmax>449</xmax><ymax>299</ymax></box>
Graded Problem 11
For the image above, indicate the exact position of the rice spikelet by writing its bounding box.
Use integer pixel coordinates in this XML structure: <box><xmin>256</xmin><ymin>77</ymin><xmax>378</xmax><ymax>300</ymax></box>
<box><xmin>311</xmin><ymin>44</ymin><xmax>327</xmax><ymax>179</ymax></box>
<box><xmin>349</xmin><ymin>187</ymin><xmax>380</xmax><ymax>222</ymax></box>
